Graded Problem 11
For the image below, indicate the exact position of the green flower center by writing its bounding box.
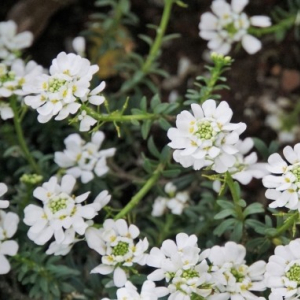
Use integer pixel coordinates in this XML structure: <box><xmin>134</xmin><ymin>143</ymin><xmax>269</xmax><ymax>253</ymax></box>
<box><xmin>182</xmin><ymin>269</ymin><xmax>199</xmax><ymax>279</ymax></box>
<box><xmin>224</xmin><ymin>22</ymin><xmax>238</xmax><ymax>37</ymax></box>
<box><xmin>112</xmin><ymin>241</ymin><xmax>129</xmax><ymax>256</ymax></box>
<box><xmin>48</xmin><ymin>78</ymin><xmax>66</xmax><ymax>93</ymax></box>
<box><xmin>48</xmin><ymin>197</ymin><xmax>68</xmax><ymax>213</ymax></box>
<box><xmin>231</xmin><ymin>268</ymin><xmax>245</xmax><ymax>283</ymax></box>
<box><xmin>195</xmin><ymin>121</ymin><xmax>215</xmax><ymax>140</ymax></box>
<box><xmin>291</xmin><ymin>166</ymin><xmax>300</xmax><ymax>182</ymax></box>
<box><xmin>0</xmin><ymin>65</ymin><xmax>16</xmax><ymax>84</ymax></box>
<box><xmin>286</xmin><ymin>264</ymin><xmax>300</xmax><ymax>284</ymax></box>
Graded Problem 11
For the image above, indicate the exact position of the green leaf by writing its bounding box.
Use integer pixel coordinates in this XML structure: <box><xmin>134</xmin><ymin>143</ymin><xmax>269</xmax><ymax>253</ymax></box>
<box><xmin>231</xmin><ymin>221</ymin><xmax>243</xmax><ymax>242</ymax></box>
<box><xmin>213</xmin><ymin>218</ymin><xmax>235</xmax><ymax>236</ymax></box>
<box><xmin>150</xmin><ymin>94</ymin><xmax>161</xmax><ymax>110</ymax></box>
<box><xmin>140</xmin><ymin>96</ymin><xmax>147</xmax><ymax>111</ymax></box>
<box><xmin>214</xmin><ymin>209</ymin><xmax>236</xmax><ymax>219</ymax></box>
<box><xmin>216</xmin><ymin>200</ymin><xmax>235</xmax><ymax>210</ymax></box>
<box><xmin>141</xmin><ymin>120</ymin><xmax>152</xmax><ymax>139</ymax></box>
<box><xmin>245</xmin><ymin>219</ymin><xmax>266</xmax><ymax>234</ymax></box>
<box><xmin>162</xmin><ymin>169</ymin><xmax>181</xmax><ymax>178</ymax></box>
<box><xmin>158</xmin><ymin>118</ymin><xmax>171</xmax><ymax>130</ymax></box>
<box><xmin>252</xmin><ymin>137</ymin><xmax>269</xmax><ymax>160</ymax></box>
<box><xmin>147</xmin><ymin>136</ymin><xmax>160</xmax><ymax>158</ymax></box>
<box><xmin>160</xmin><ymin>145</ymin><xmax>171</xmax><ymax>163</ymax></box>
<box><xmin>138</xmin><ymin>34</ymin><xmax>153</xmax><ymax>45</ymax></box>
<box><xmin>243</xmin><ymin>203</ymin><xmax>264</xmax><ymax>217</ymax></box>
<box><xmin>154</xmin><ymin>103</ymin><xmax>170</xmax><ymax>114</ymax></box>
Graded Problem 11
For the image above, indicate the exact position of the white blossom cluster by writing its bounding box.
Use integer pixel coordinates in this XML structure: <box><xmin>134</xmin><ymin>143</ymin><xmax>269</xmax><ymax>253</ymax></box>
<box><xmin>167</xmin><ymin>100</ymin><xmax>247</xmax><ymax>173</ymax></box>
<box><xmin>0</xmin><ymin>20</ymin><xmax>33</xmax><ymax>63</ymax></box>
<box><xmin>23</xmin><ymin>52</ymin><xmax>105</xmax><ymax>124</ymax></box>
<box><xmin>55</xmin><ymin>131</ymin><xmax>116</xmax><ymax>183</ymax></box>
<box><xmin>146</xmin><ymin>233</ymin><xmax>266</xmax><ymax>300</ymax></box>
<box><xmin>0</xmin><ymin>183</ymin><xmax>19</xmax><ymax>275</ymax></box>
<box><xmin>265</xmin><ymin>239</ymin><xmax>300</xmax><ymax>300</ymax></box>
<box><xmin>86</xmin><ymin>219</ymin><xmax>149</xmax><ymax>287</ymax></box>
<box><xmin>152</xmin><ymin>182</ymin><xmax>190</xmax><ymax>217</ymax></box>
<box><xmin>0</xmin><ymin>21</ymin><xmax>43</xmax><ymax>121</ymax></box>
<box><xmin>23</xmin><ymin>175</ymin><xmax>111</xmax><ymax>255</ymax></box>
<box><xmin>199</xmin><ymin>0</ymin><xmax>271</xmax><ymax>55</ymax></box>
<box><xmin>263</xmin><ymin>143</ymin><xmax>300</xmax><ymax>211</ymax></box>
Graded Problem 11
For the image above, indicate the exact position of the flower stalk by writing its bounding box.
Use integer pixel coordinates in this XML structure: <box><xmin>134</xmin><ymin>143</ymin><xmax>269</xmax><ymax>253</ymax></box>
<box><xmin>118</xmin><ymin>0</ymin><xmax>174</xmax><ymax>94</ymax></box>
<box><xmin>114</xmin><ymin>163</ymin><xmax>165</xmax><ymax>220</ymax></box>
<box><xmin>10</xmin><ymin>96</ymin><xmax>41</xmax><ymax>174</ymax></box>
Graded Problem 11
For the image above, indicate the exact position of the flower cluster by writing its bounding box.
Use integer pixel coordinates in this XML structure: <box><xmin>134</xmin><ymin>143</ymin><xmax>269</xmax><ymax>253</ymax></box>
<box><xmin>146</xmin><ymin>233</ymin><xmax>212</xmax><ymax>299</ymax></box>
<box><xmin>152</xmin><ymin>182</ymin><xmax>190</xmax><ymax>217</ymax></box>
<box><xmin>55</xmin><ymin>131</ymin><xmax>116</xmax><ymax>183</ymax></box>
<box><xmin>0</xmin><ymin>183</ymin><xmax>19</xmax><ymax>275</ymax></box>
<box><xmin>23</xmin><ymin>175</ymin><xmax>111</xmax><ymax>254</ymax></box>
<box><xmin>167</xmin><ymin>100</ymin><xmax>246</xmax><ymax>173</ymax></box>
<box><xmin>102</xmin><ymin>280</ymin><xmax>169</xmax><ymax>300</ymax></box>
<box><xmin>199</xmin><ymin>0</ymin><xmax>271</xmax><ymax>55</ymax></box>
<box><xmin>263</xmin><ymin>143</ymin><xmax>300</xmax><ymax>211</ymax></box>
<box><xmin>265</xmin><ymin>239</ymin><xmax>300</xmax><ymax>300</ymax></box>
<box><xmin>86</xmin><ymin>219</ymin><xmax>149</xmax><ymax>287</ymax></box>
<box><xmin>206</xmin><ymin>242</ymin><xmax>266</xmax><ymax>300</ymax></box>
<box><xmin>23</xmin><ymin>52</ymin><xmax>105</xmax><ymax>123</ymax></box>
<box><xmin>0</xmin><ymin>20</ymin><xmax>33</xmax><ymax>63</ymax></box>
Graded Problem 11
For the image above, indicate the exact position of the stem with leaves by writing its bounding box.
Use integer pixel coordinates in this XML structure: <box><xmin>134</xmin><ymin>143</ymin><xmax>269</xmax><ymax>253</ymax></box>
<box><xmin>10</xmin><ymin>97</ymin><xmax>41</xmax><ymax>174</ymax></box>
<box><xmin>118</xmin><ymin>0</ymin><xmax>174</xmax><ymax>94</ymax></box>
<box><xmin>270</xmin><ymin>211</ymin><xmax>299</xmax><ymax>238</ymax></box>
<box><xmin>114</xmin><ymin>163</ymin><xmax>165</xmax><ymax>220</ymax></box>
<box><xmin>225</xmin><ymin>172</ymin><xmax>244</xmax><ymax>221</ymax></box>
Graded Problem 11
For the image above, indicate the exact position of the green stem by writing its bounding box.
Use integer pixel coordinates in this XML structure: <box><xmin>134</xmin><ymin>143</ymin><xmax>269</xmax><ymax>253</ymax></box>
<box><xmin>271</xmin><ymin>212</ymin><xmax>299</xmax><ymax>237</ymax></box>
<box><xmin>118</xmin><ymin>0</ymin><xmax>174</xmax><ymax>94</ymax></box>
<box><xmin>142</xmin><ymin>0</ymin><xmax>174</xmax><ymax>73</ymax></box>
<box><xmin>249</xmin><ymin>15</ymin><xmax>296</xmax><ymax>36</ymax></box>
<box><xmin>10</xmin><ymin>97</ymin><xmax>41</xmax><ymax>174</ymax></box>
<box><xmin>84</xmin><ymin>106</ymin><xmax>158</xmax><ymax>122</ymax></box>
<box><xmin>114</xmin><ymin>163</ymin><xmax>165</xmax><ymax>220</ymax></box>
<box><xmin>225</xmin><ymin>172</ymin><xmax>244</xmax><ymax>220</ymax></box>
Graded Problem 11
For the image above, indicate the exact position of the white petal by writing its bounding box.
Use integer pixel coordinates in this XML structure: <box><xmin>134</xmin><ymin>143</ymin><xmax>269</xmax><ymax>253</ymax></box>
<box><xmin>250</xmin><ymin>16</ymin><xmax>271</xmax><ymax>28</ymax></box>
<box><xmin>242</xmin><ymin>34</ymin><xmax>262</xmax><ymax>54</ymax></box>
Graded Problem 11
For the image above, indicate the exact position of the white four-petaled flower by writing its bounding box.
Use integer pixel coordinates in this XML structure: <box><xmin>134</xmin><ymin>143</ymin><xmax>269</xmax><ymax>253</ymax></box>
<box><xmin>0</xmin><ymin>209</ymin><xmax>19</xmax><ymax>274</ymax></box>
<box><xmin>265</xmin><ymin>239</ymin><xmax>300</xmax><ymax>300</ymax></box>
<box><xmin>167</xmin><ymin>100</ymin><xmax>246</xmax><ymax>173</ymax></box>
<box><xmin>23</xmin><ymin>175</ymin><xmax>111</xmax><ymax>249</ymax></box>
<box><xmin>199</xmin><ymin>0</ymin><xmax>271</xmax><ymax>55</ymax></box>
<box><xmin>205</xmin><ymin>242</ymin><xmax>266</xmax><ymax>300</ymax></box>
<box><xmin>263</xmin><ymin>143</ymin><xmax>300</xmax><ymax>211</ymax></box>
<box><xmin>86</xmin><ymin>219</ymin><xmax>149</xmax><ymax>288</ymax></box>
<box><xmin>55</xmin><ymin>131</ymin><xmax>116</xmax><ymax>183</ymax></box>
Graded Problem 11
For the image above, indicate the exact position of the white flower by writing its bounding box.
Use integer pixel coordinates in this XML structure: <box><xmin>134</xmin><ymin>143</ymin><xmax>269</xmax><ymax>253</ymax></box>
<box><xmin>23</xmin><ymin>174</ymin><xmax>110</xmax><ymax>247</ymax></box>
<box><xmin>199</xmin><ymin>0</ymin><xmax>271</xmax><ymax>55</ymax></box>
<box><xmin>0</xmin><ymin>209</ymin><xmax>19</xmax><ymax>274</ymax></box>
<box><xmin>0</xmin><ymin>59</ymin><xmax>43</xmax><ymax>98</ymax></box>
<box><xmin>167</xmin><ymin>100</ymin><xmax>246</xmax><ymax>173</ymax></box>
<box><xmin>23</xmin><ymin>52</ymin><xmax>99</xmax><ymax>123</ymax></box>
<box><xmin>265</xmin><ymin>239</ymin><xmax>300</xmax><ymax>300</ymax></box>
<box><xmin>55</xmin><ymin>131</ymin><xmax>116</xmax><ymax>183</ymax></box>
<box><xmin>146</xmin><ymin>233</ymin><xmax>212</xmax><ymax>299</ymax></box>
<box><xmin>0</xmin><ymin>102</ymin><xmax>13</xmax><ymax>120</ymax></box>
<box><xmin>78</xmin><ymin>110</ymin><xmax>97</xmax><ymax>131</ymax></box>
<box><xmin>86</xmin><ymin>219</ymin><xmax>149</xmax><ymax>287</ymax></box>
<box><xmin>116</xmin><ymin>280</ymin><xmax>169</xmax><ymax>300</ymax></box>
<box><xmin>0</xmin><ymin>240</ymin><xmax>19</xmax><ymax>274</ymax></box>
<box><xmin>224</xmin><ymin>138</ymin><xmax>269</xmax><ymax>185</ymax></box>
<box><xmin>152</xmin><ymin>183</ymin><xmax>190</xmax><ymax>217</ymax></box>
<box><xmin>263</xmin><ymin>143</ymin><xmax>300</xmax><ymax>211</ymax></box>
<box><xmin>206</xmin><ymin>242</ymin><xmax>266</xmax><ymax>300</ymax></box>
<box><xmin>0</xmin><ymin>183</ymin><xmax>9</xmax><ymax>209</ymax></box>
<box><xmin>0</xmin><ymin>20</ymin><xmax>33</xmax><ymax>63</ymax></box>
<box><xmin>72</xmin><ymin>36</ymin><xmax>86</xmax><ymax>57</ymax></box>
